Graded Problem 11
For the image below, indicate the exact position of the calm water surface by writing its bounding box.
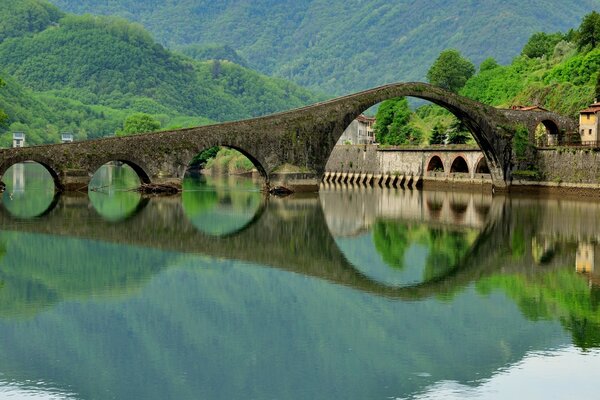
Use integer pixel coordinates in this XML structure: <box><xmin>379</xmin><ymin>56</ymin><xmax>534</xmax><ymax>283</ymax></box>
<box><xmin>0</xmin><ymin>163</ymin><xmax>599</xmax><ymax>399</ymax></box>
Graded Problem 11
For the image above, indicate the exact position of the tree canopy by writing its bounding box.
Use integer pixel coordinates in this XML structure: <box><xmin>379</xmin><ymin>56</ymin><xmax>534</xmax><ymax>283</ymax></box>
<box><xmin>427</xmin><ymin>49</ymin><xmax>475</xmax><ymax>93</ymax></box>
<box><xmin>429</xmin><ymin>123</ymin><xmax>446</xmax><ymax>145</ymax></box>
<box><xmin>374</xmin><ymin>98</ymin><xmax>423</xmax><ymax>145</ymax></box>
<box><xmin>521</xmin><ymin>32</ymin><xmax>564</xmax><ymax>58</ymax></box>
<box><xmin>0</xmin><ymin>78</ymin><xmax>7</xmax><ymax>127</ymax></box>
<box><xmin>577</xmin><ymin>11</ymin><xmax>600</xmax><ymax>49</ymax></box>
<box><xmin>117</xmin><ymin>113</ymin><xmax>161</xmax><ymax>136</ymax></box>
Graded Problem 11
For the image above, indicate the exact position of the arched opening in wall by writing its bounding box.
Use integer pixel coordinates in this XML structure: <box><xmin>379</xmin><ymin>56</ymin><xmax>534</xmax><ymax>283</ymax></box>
<box><xmin>88</xmin><ymin>161</ymin><xmax>149</xmax><ymax>222</ymax></box>
<box><xmin>535</xmin><ymin>120</ymin><xmax>560</xmax><ymax>147</ymax></box>
<box><xmin>183</xmin><ymin>146</ymin><xmax>266</xmax><ymax>237</ymax></box>
<box><xmin>426</xmin><ymin>156</ymin><xmax>445</xmax><ymax>176</ymax></box>
<box><xmin>475</xmin><ymin>157</ymin><xmax>490</xmax><ymax>175</ymax></box>
<box><xmin>450</xmin><ymin>156</ymin><xmax>469</xmax><ymax>174</ymax></box>
<box><xmin>1</xmin><ymin>161</ymin><xmax>59</xmax><ymax>218</ymax></box>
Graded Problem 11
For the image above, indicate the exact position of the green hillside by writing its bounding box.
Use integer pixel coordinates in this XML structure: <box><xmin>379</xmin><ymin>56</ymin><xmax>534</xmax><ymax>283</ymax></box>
<box><xmin>0</xmin><ymin>1</ymin><xmax>321</xmax><ymax>146</ymax></box>
<box><xmin>49</xmin><ymin>0</ymin><xmax>600</xmax><ymax>94</ymax></box>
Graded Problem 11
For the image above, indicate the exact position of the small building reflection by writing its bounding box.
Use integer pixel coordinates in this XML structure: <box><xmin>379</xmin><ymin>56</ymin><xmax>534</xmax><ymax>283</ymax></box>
<box><xmin>576</xmin><ymin>242</ymin><xmax>600</xmax><ymax>287</ymax></box>
<box><xmin>11</xmin><ymin>162</ymin><xmax>25</xmax><ymax>195</ymax></box>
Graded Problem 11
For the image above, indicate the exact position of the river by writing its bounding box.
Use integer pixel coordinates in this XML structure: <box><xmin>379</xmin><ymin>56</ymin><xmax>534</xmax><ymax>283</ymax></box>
<box><xmin>0</xmin><ymin>162</ymin><xmax>599</xmax><ymax>399</ymax></box>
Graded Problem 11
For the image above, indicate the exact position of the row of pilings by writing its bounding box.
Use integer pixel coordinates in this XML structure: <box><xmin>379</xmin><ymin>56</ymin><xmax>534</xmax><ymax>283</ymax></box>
<box><xmin>322</xmin><ymin>172</ymin><xmax>423</xmax><ymax>189</ymax></box>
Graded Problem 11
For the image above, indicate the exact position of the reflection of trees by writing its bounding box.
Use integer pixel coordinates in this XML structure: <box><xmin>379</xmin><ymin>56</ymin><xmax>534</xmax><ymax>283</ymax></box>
<box><xmin>372</xmin><ymin>220</ymin><xmax>476</xmax><ymax>281</ymax></box>
<box><xmin>182</xmin><ymin>175</ymin><xmax>263</xmax><ymax>236</ymax></box>
<box><xmin>477</xmin><ymin>269</ymin><xmax>600</xmax><ymax>350</ymax></box>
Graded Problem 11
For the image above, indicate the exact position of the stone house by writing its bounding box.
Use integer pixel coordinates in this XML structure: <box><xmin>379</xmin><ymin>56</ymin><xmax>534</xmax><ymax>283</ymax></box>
<box><xmin>579</xmin><ymin>102</ymin><xmax>600</xmax><ymax>144</ymax></box>
<box><xmin>336</xmin><ymin>114</ymin><xmax>376</xmax><ymax>145</ymax></box>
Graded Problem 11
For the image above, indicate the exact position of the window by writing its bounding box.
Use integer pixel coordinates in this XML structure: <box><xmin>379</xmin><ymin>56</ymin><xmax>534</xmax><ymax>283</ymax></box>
<box><xmin>590</xmin><ymin>129</ymin><xmax>593</xmax><ymax>136</ymax></box>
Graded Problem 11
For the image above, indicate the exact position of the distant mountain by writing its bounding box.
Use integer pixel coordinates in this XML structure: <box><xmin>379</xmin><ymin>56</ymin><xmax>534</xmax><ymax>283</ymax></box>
<box><xmin>0</xmin><ymin>0</ymin><xmax>321</xmax><ymax>145</ymax></box>
<box><xmin>49</xmin><ymin>0</ymin><xmax>600</xmax><ymax>94</ymax></box>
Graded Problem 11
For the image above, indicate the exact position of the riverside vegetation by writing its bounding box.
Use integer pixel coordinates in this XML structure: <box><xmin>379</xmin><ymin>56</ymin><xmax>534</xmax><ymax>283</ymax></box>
<box><xmin>0</xmin><ymin>0</ymin><xmax>321</xmax><ymax>147</ymax></box>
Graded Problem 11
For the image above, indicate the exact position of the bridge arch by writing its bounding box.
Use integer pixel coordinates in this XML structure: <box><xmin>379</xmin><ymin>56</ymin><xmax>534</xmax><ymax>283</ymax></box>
<box><xmin>0</xmin><ymin>156</ymin><xmax>62</xmax><ymax>190</ymax></box>
<box><xmin>325</xmin><ymin>83</ymin><xmax>510</xmax><ymax>185</ymax></box>
<box><xmin>426</xmin><ymin>155</ymin><xmax>445</xmax><ymax>175</ymax></box>
<box><xmin>88</xmin><ymin>155</ymin><xmax>152</xmax><ymax>185</ymax></box>
<box><xmin>475</xmin><ymin>156</ymin><xmax>490</xmax><ymax>174</ymax></box>
<box><xmin>450</xmin><ymin>156</ymin><xmax>469</xmax><ymax>174</ymax></box>
<box><xmin>184</xmin><ymin>144</ymin><xmax>268</xmax><ymax>182</ymax></box>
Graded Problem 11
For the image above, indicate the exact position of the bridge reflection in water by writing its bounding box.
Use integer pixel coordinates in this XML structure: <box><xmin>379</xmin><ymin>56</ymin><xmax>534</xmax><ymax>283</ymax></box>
<box><xmin>0</xmin><ymin>171</ymin><xmax>600</xmax><ymax>398</ymax></box>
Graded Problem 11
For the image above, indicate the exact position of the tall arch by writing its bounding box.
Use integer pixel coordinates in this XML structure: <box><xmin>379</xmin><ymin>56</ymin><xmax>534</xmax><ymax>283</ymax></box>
<box><xmin>320</xmin><ymin>83</ymin><xmax>511</xmax><ymax>185</ymax></box>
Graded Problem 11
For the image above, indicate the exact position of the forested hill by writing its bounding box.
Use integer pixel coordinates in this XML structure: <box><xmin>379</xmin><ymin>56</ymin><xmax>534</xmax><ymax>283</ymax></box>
<box><xmin>0</xmin><ymin>0</ymin><xmax>321</xmax><ymax>146</ymax></box>
<box><xmin>49</xmin><ymin>0</ymin><xmax>600</xmax><ymax>94</ymax></box>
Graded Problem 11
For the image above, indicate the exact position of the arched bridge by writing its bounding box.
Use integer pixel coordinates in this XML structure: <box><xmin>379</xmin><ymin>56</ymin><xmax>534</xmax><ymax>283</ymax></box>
<box><xmin>0</xmin><ymin>82</ymin><xmax>576</xmax><ymax>191</ymax></box>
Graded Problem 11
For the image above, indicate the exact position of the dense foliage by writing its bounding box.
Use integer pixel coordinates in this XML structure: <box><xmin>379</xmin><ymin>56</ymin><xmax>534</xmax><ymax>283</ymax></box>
<box><xmin>117</xmin><ymin>113</ymin><xmax>161</xmax><ymax>136</ymax></box>
<box><xmin>459</xmin><ymin>13</ymin><xmax>600</xmax><ymax>118</ymax></box>
<box><xmin>427</xmin><ymin>49</ymin><xmax>475</xmax><ymax>93</ymax></box>
<box><xmin>374</xmin><ymin>98</ymin><xmax>423</xmax><ymax>145</ymax></box>
<box><xmin>0</xmin><ymin>1</ymin><xmax>321</xmax><ymax>146</ymax></box>
<box><xmin>179</xmin><ymin>44</ymin><xmax>248</xmax><ymax>67</ymax></box>
<box><xmin>49</xmin><ymin>0</ymin><xmax>599</xmax><ymax>95</ymax></box>
<box><xmin>0</xmin><ymin>0</ymin><xmax>63</xmax><ymax>43</ymax></box>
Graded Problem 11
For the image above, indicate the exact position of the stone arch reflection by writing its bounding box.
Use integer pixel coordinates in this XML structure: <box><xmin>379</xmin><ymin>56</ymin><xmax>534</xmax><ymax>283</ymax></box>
<box><xmin>320</xmin><ymin>187</ymin><xmax>491</xmax><ymax>287</ymax></box>
<box><xmin>182</xmin><ymin>174</ymin><xmax>266</xmax><ymax>237</ymax></box>
<box><xmin>88</xmin><ymin>162</ymin><xmax>148</xmax><ymax>222</ymax></box>
<box><xmin>0</xmin><ymin>162</ymin><xmax>60</xmax><ymax>219</ymax></box>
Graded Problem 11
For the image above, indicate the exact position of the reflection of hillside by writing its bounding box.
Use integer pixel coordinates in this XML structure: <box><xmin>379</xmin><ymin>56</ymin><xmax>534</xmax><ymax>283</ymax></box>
<box><xmin>0</xmin><ymin>232</ymin><xmax>174</xmax><ymax>317</ymax></box>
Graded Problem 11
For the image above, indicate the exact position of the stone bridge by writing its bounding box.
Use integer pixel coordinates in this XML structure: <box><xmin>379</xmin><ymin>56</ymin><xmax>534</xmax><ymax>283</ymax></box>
<box><xmin>0</xmin><ymin>82</ymin><xmax>576</xmax><ymax>191</ymax></box>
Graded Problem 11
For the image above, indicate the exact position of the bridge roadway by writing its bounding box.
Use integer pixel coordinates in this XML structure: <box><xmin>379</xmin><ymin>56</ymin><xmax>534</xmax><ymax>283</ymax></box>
<box><xmin>0</xmin><ymin>82</ymin><xmax>577</xmax><ymax>191</ymax></box>
<box><xmin>0</xmin><ymin>191</ymin><xmax>586</xmax><ymax>301</ymax></box>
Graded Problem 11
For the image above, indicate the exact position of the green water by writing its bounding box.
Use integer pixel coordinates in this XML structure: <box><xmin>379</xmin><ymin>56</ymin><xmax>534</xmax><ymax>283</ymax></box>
<box><xmin>0</xmin><ymin>163</ymin><xmax>599</xmax><ymax>399</ymax></box>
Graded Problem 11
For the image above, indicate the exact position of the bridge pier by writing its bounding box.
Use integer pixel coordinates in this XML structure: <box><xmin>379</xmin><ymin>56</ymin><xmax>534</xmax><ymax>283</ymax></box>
<box><xmin>269</xmin><ymin>172</ymin><xmax>321</xmax><ymax>192</ymax></box>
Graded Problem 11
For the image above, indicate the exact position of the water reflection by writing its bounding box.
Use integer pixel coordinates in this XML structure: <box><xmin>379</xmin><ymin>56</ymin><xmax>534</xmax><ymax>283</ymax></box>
<box><xmin>321</xmin><ymin>189</ymin><xmax>487</xmax><ymax>287</ymax></box>
<box><xmin>1</xmin><ymin>166</ymin><xmax>600</xmax><ymax>398</ymax></box>
<box><xmin>1</xmin><ymin>162</ymin><xmax>58</xmax><ymax>218</ymax></box>
<box><xmin>182</xmin><ymin>174</ymin><xmax>264</xmax><ymax>236</ymax></box>
<box><xmin>88</xmin><ymin>163</ymin><xmax>146</xmax><ymax>222</ymax></box>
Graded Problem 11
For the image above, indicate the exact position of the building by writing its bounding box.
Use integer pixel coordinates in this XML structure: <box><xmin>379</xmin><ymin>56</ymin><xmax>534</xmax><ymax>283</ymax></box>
<box><xmin>61</xmin><ymin>133</ymin><xmax>74</xmax><ymax>143</ymax></box>
<box><xmin>12</xmin><ymin>132</ymin><xmax>25</xmax><ymax>148</ymax></box>
<box><xmin>336</xmin><ymin>114</ymin><xmax>376</xmax><ymax>145</ymax></box>
<box><xmin>579</xmin><ymin>102</ymin><xmax>600</xmax><ymax>144</ymax></box>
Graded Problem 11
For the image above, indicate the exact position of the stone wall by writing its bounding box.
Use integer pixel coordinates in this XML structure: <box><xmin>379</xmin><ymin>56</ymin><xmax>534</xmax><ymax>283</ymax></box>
<box><xmin>535</xmin><ymin>148</ymin><xmax>600</xmax><ymax>185</ymax></box>
<box><xmin>325</xmin><ymin>145</ymin><xmax>379</xmax><ymax>174</ymax></box>
<box><xmin>325</xmin><ymin>145</ymin><xmax>491</xmax><ymax>186</ymax></box>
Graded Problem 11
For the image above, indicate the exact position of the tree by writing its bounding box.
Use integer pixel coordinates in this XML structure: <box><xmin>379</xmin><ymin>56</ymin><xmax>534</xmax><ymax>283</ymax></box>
<box><xmin>577</xmin><ymin>11</ymin><xmax>600</xmax><ymax>50</ymax></box>
<box><xmin>374</xmin><ymin>97</ymin><xmax>423</xmax><ymax>145</ymax></box>
<box><xmin>446</xmin><ymin>118</ymin><xmax>472</xmax><ymax>144</ymax></box>
<box><xmin>596</xmin><ymin>72</ymin><xmax>600</xmax><ymax>102</ymax></box>
<box><xmin>521</xmin><ymin>32</ymin><xmax>563</xmax><ymax>58</ymax></box>
<box><xmin>0</xmin><ymin>78</ymin><xmax>7</xmax><ymax>127</ymax></box>
<box><xmin>426</xmin><ymin>49</ymin><xmax>475</xmax><ymax>93</ymax></box>
<box><xmin>117</xmin><ymin>113</ymin><xmax>161</xmax><ymax>136</ymax></box>
<box><xmin>479</xmin><ymin>57</ymin><xmax>499</xmax><ymax>72</ymax></box>
<box><xmin>429</xmin><ymin>123</ymin><xmax>446</xmax><ymax>145</ymax></box>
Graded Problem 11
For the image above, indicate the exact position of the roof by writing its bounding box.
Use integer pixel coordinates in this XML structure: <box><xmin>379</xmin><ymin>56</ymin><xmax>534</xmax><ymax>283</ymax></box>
<box><xmin>580</xmin><ymin>106</ymin><xmax>600</xmax><ymax>113</ymax></box>
<box><xmin>356</xmin><ymin>113</ymin><xmax>376</xmax><ymax>123</ymax></box>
